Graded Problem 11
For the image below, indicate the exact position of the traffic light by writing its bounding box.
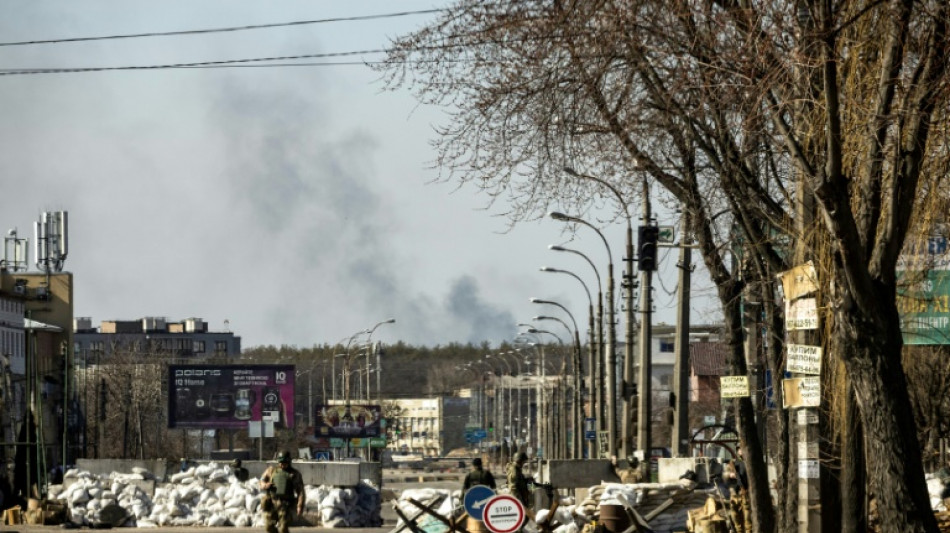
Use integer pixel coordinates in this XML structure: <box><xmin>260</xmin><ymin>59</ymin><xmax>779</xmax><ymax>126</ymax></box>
<box><xmin>638</xmin><ymin>225</ymin><xmax>659</xmax><ymax>271</ymax></box>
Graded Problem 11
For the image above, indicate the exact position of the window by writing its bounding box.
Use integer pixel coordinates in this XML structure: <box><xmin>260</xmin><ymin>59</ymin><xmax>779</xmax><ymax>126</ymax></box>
<box><xmin>659</xmin><ymin>340</ymin><xmax>675</xmax><ymax>353</ymax></box>
<box><xmin>214</xmin><ymin>341</ymin><xmax>228</xmax><ymax>354</ymax></box>
<box><xmin>193</xmin><ymin>340</ymin><xmax>206</xmax><ymax>354</ymax></box>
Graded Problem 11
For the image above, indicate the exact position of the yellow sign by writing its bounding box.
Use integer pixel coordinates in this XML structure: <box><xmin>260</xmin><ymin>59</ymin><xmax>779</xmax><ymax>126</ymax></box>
<box><xmin>720</xmin><ymin>376</ymin><xmax>750</xmax><ymax>398</ymax></box>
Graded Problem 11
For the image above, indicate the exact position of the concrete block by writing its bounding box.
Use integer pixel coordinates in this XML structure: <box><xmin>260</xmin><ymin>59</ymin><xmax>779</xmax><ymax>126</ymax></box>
<box><xmin>544</xmin><ymin>460</ymin><xmax>619</xmax><ymax>488</ymax></box>
<box><xmin>75</xmin><ymin>459</ymin><xmax>167</xmax><ymax>480</ymax></box>
<box><xmin>657</xmin><ymin>458</ymin><xmax>698</xmax><ymax>484</ymax></box>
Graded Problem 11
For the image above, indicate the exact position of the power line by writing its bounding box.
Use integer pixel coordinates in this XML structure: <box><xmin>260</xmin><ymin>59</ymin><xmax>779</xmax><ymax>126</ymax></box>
<box><xmin>0</xmin><ymin>49</ymin><xmax>390</xmax><ymax>76</ymax></box>
<box><xmin>0</xmin><ymin>8</ymin><xmax>448</xmax><ymax>47</ymax></box>
<box><xmin>0</xmin><ymin>38</ymin><xmax>626</xmax><ymax>76</ymax></box>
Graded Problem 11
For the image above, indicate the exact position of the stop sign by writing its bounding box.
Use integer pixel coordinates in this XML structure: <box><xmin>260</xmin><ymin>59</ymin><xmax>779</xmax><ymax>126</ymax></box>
<box><xmin>482</xmin><ymin>494</ymin><xmax>525</xmax><ymax>533</ymax></box>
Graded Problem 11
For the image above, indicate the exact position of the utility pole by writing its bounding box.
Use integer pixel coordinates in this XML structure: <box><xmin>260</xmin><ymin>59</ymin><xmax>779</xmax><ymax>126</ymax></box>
<box><xmin>621</xmin><ymin>217</ymin><xmax>636</xmax><ymax>459</ymax></box>
<box><xmin>671</xmin><ymin>212</ymin><xmax>692</xmax><ymax>456</ymax></box>
<box><xmin>605</xmin><ymin>269</ymin><xmax>618</xmax><ymax>458</ymax></box>
<box><xmin>636</xmin><ymin>177</ymin><xmax>655</xmax><ymax>473</ymax></box>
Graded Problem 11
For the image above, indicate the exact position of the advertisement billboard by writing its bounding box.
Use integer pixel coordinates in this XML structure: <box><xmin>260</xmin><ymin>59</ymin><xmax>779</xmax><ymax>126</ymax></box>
<box><xmin>314</xmin><ymin>404</ymin><xmax>382</xmax><ymax>438</ymax></box>
<box><xmin>168</xmin><ymin>365</ymin><xmax>295</xmax><ymax>429</ymax></box>
<box><xmin>898</xmin><ymin>269</ymin><xmax>950</xmax><ymax>345</ymax></box>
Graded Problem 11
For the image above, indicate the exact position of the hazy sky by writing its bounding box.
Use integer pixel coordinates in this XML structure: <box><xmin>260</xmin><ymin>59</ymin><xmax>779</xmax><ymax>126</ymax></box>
<box><xmin>0</xmin><ymin>2</ymin><xmax>719</xmax><ymax>348</ymax></box>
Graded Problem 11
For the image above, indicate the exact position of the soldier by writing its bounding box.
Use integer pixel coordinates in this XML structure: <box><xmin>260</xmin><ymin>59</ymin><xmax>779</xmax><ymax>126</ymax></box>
<box><xmin>610</xmin><ymin>456</ymin><xmax>643</xmax><ymax>484</ymax></box>
<box><xmin>231</xmin><ymin>458</ymin><xmax>250</xmax><ymax>482</ymax></box>
<box><xmin>463</xmin><ymin>458</ymin><xmax>496</xmax><ymax>492</ymax></box>
<box><xmin>259</xmin><ymin>451</ymin><xmax>306</xmax><ymax>533</ymax></box>
<box><xmin>506</xmin><ymin>452</ymin><xmax>531</xmax><ymax>508</ymax></box>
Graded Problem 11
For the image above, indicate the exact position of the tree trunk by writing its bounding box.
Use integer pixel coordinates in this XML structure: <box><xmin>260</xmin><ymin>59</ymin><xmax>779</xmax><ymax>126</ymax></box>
<box><xmin>721</xmin><ymin>282</ymin><xmax>775</xmax><ymax>533</ymax></box>
<box><xmin>839</xmin><ymin>289</ymin><xmax>938</xmax><ymax>533</ymax></box>
<box><xmin>840</xmin><ymin>382</ymin><xmax>866</xmax><ymax>533</ymax></box>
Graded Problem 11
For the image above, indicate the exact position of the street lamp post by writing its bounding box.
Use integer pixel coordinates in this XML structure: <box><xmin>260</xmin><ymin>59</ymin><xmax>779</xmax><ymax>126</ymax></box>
<box><xmin>514</xmin><ymin>336</ymin><xmax>542</xmax><ymax>451</ymax></box>
<box><xmin>517</xmin><ymin>331</ymin><xmax>546</xmax><ymax>454</ymax></box>
<box><xmin>532</xmin><ymin>318</ymin><xmax>581</xmax><ymax>459</ymax></box>
<box><xmin>563</xmin><ymin>167</ymin><xmax>638</xmax><ymax>458</ymax></box>
<box><xmin>549</xmin><ymin>212</ymin><xmax>618</xmax><ymax>458</ymax></box>
<box><xmin>549</xmin><ymin>245</ymin><xmax>605</xmax><ymax>458</ymax></box>
<box><xmin>528</xmin><ymin>324</ymin><xmax>564</xmax><ymax>457</ymax></box>
<box><xmin>540</xmin><ymin>266</ymin><xmax>594</xmax><ymax>458</ymax></box>
<box><xmin>488</xmin><ymin>354</ymin><xmax>515</xmax><ymax>454</ymax></box>
<box><xmin>366</xmin><ymin>319</ymin><xmax>395</xmax><ymax>403</ymax></box>
<box><xmin>530</xmin><ymin>298</ymin><xmax>583</xmax><ymax>459</ymax></box>
<box><xmin>504</xmin><ymin>351</ymin><xmax>526</xmax><ymax>446</ymax></box>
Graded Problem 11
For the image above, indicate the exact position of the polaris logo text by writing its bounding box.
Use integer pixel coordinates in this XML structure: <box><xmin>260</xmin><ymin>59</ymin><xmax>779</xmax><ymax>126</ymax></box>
<box><xmin>175</xmin><ymin>369</ymin><xmax>221</xmax><ymax>377</ymax></box>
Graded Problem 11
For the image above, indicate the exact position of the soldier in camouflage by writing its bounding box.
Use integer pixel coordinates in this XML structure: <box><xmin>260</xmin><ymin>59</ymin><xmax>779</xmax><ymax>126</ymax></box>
<box><xmin>259</xmin><ymin>451</ymin><xmax>305</xmax><ymax>533</ymax></box>
<box><xmin>506</xmin><ymin>452</ymin><xmax>531</xmax><ymax>508</ymax></box>
<box><xmin>463</xmin><ymin>457</ymin><xmax>496</xmax><ymax>492</ymax></box>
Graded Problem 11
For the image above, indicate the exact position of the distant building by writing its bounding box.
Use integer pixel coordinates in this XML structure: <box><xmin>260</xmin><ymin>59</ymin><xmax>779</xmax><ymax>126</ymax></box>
<box><xmin>73</xmin><ymin>317</ymin><xmax>241</xmax><ymax>362</ymax></box>
<box><xmin>381</xmin><ymin>396</ymin><xmax>469</xmax><ymax>456</ymax></box>
<box><xmin>689</xmin><ymin>341</ymin><xmax>729</xmax><ymax>404</ymax></box>
<box><xmin>0</xmin><ymin>268</ymin><xmax>75</xmax><ymax>471</ymax></box>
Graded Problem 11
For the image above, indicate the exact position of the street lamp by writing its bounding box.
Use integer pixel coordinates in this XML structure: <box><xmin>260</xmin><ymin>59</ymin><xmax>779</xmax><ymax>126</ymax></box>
<box><xmin>487</xmin><ymin>354</ymin><xmax>515</xmax><ymax>449</ymax></box>
<box><xmin>533</xmin><ymin>315</ymin><xmax>583</xmax><ymax>459</ymax></box>
<box><xmin>549</xmin><ymin>244</ymin><xmax>605</xmax><ymax>451</ymax></box>
<box><xmin>515</xmin><ymin>330</ymin><xmax>547</xmax><ymax>453</ymax></box>
<box><xmin>548</xmin><ymin>211</ymin><xmax>619</xmax><ymax>458</ymax></box>
<box><xmin>365</xmin><ymin>319</ymin><xmax>395</xmax><ymax>403</ymax></box>
<box><xmin>540</xmin><ymin>265</ymin><xmax>597</xmax><ymax>457</ymax></box>
<box><xmin>530</xmin><ymin>298</ymin><xmax>583</xmax><ymax>459</ymax></box>
<box><xmin>563</xmin><ymin>167</ymin><xmax>640</xmax><ymax>458</ymax></box>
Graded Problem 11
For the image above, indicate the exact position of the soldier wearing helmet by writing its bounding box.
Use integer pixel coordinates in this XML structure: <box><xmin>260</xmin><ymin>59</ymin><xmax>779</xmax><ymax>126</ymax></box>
<box><xmin>259</xmin><ymin>451</ymin><xmax>305</xmax><ymax>533</ymax></box>
<box><xmin>506</xmin><ymin>452</ymin><xmax>531</xmax><ymax>507</ymax></box>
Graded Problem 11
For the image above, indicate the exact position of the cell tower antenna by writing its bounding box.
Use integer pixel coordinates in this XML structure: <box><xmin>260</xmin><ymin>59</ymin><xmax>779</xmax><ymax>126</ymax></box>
<box><xmin>3</xmin><ymin>227</ymin><xmax>29</xmax><ymax>272</ymax></box>
<box><xmin>35</xmin><ymin>211</ymin><xmax>68</xmax><ymax>273</ymax></box>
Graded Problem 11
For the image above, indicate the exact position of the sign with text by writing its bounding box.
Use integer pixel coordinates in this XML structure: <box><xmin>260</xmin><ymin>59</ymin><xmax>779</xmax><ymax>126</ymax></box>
<box><xmin>786</xmin><ymin>298</ymin><xmax>818</xmax><ymax>330</ymax></box>
<box><xmin>483</xmin><ymin>495</ymin><xmax>526</xmax><ymax>533</ymax></box>
<box><xmin>898</xmin><ymin>269</ymin><xmax>950</xmax><ymax>345</ymax></box>
<box><xmin>799</xmin><ymin>459</ymin><xmax>820</xmax><ymax>479</ymax></box>
<box><xmin>796</xmin><ymin>410</ymin><xmax>818</xmax><ymax>425</ymax></box>
<box><xmin>168</xmin><ymin>365</ymin><xmax>295</xmax><ymax>430</ymax></box>
<box><xmin>782</xmin><ymin>377</ymin><xmax>821</xmax><ymax>408</ymax></box>
<box><xmin>720</xmin><ymin>376</ymin><xmax>750</xmax><ymax>398</ymax></box>
<box><xmin>314</xmin><ymin>404</ymin><xmax>383</xmax><ymax>438</ymax></box>
<box><xmin>786</xmin><ymin>344</ymin><xmax>822</xmax><ymax>375</ymax></box>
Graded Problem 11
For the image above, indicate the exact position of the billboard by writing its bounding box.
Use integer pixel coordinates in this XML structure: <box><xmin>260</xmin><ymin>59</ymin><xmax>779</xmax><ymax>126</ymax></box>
<box><xmin>168</xmin><ymin>365</ymin><xmax>295</xmax><ymax>429</ymax></box>
<box><xmin>898</xmin><ymin>269</ymin><xmax>950</xmax><ymax>345</ymax></box>
<box><xmin>314</xmin><ymin>404</ymin><xmax>382</xmax><ymax>438</ymax></box>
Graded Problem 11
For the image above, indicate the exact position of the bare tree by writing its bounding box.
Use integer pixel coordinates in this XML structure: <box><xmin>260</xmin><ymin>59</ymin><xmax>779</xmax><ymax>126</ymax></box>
<box><xmin>379</xmin><ymin>1</ymin><xmax>950</xmax><ymax>531</ymax></box>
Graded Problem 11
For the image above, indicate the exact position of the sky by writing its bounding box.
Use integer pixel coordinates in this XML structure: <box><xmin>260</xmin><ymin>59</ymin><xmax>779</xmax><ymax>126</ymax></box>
<box><xmin>0</xmin><ymin>1</ymin><xmax>719</xmax><ymax>349</ymax></box>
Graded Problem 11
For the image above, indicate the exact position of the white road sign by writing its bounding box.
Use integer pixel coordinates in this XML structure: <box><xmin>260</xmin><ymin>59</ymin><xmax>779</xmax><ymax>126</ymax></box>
<box><xmin>483</xmin><ymin>495</ymin><xmax>526</xmax><ymax>533</ymax></box>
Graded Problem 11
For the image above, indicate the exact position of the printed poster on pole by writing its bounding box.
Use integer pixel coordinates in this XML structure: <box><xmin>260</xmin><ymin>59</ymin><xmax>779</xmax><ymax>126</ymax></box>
<box><xmin>786</xmin><ymin>344</ymin><xmax>822</xmax><ymax>375</ymax></box>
